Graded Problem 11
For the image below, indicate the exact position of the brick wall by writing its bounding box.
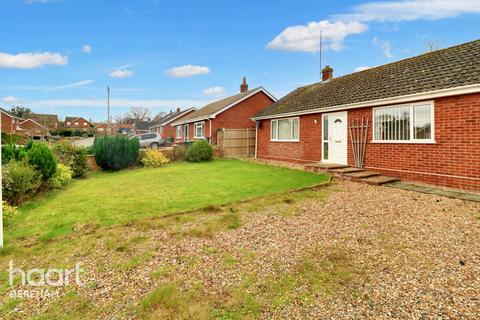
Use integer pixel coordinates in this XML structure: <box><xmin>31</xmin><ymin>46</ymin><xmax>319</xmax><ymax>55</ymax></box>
<box><xmin>257</xmin><ymin>92</ymin><xmax>480</xmax><ymax>191</ymax></box>
<box><xmin>1</xmin><ymin>112</ymin><xmax>18</xmax><ymax>134</ymax></box>
<box><xmin>178</xmin><ymin>91</ymin><xmax>274</xmax><ymax>144</ymax></box>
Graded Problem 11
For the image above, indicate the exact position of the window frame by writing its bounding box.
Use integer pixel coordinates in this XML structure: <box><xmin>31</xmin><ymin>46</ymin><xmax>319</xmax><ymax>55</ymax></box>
<box><xmin>194</xmin><ymin>121</ymin><xmax>205</xmax><ymax>139</ymax></box>
<box><xmin>372</xmin><ymin>101</ymin><xmax>435</xmax><ymax>144</ymax></box>
<box><xmin>176</xmin><ymin>126</ymin><xmax>182</xmax><ymax>139</ymax></box>
<box><xmin>270</xmin><ymin>117</ymin><xmax>300</xmax><ymax>142</ymax></box>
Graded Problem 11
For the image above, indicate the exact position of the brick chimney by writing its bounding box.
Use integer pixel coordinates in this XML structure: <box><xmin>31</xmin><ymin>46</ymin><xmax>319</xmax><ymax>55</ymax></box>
<box><xmin>176</xmin><ymin>107</ymin><xmax>181</xmax><ymax>112</ymax></box>
<box><xmin>240</xmin><ymin>77</ymin><xmax>249</xmax><ymax>93</ymax></box>
<box><xmin>322</xmin><ymin>65</ymin><xmax>333</xmax><ymax>81</ymax></box>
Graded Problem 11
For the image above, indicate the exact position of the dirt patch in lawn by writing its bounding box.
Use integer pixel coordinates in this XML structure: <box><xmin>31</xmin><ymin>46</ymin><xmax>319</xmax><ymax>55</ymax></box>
<box><xmin>2</xmin><ymin>181</ymin><xmax>480</xmax><ymax>319</ymax></box>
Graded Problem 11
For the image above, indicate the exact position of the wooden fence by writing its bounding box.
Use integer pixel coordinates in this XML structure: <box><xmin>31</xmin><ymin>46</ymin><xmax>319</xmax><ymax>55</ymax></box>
<box><xmin>218</xmin><ymin>128</ymin><xmax>256</xmax><ymax>157</ymax></box>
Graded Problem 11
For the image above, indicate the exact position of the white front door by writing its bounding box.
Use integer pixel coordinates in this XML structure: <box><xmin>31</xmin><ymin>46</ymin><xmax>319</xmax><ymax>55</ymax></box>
<box><xmin>322</xmin><ymin>111</ymin><xmax>348</xmax><ymax>165</ymax></box>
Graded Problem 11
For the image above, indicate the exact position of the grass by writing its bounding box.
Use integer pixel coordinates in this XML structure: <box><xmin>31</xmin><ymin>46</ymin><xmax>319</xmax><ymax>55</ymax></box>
<box><xmin>7</xmin><ymin>159</ymin><xmax>328</xmax><ymax>242</ymax></box>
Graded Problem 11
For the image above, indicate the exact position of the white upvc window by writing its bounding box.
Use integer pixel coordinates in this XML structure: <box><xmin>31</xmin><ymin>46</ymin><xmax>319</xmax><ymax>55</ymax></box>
<box><xmin>270</xmin><ymin>117</ymin><xmax>299</xmax><ymax>142</ymax></box>
<box><xmin>66</xmin><ymin>122</ymin><xmax>71</xmax><ymax>125</ymax></box>
<box><xmin>372</xmin><ymin>101</ymin><xmax>434</xmax><ymax>143</ymax></box>
<box><xmin>194</xmin><ymin>122</ymin><xmax>205</xmax><ymax>138</ymax></box>
<box><xmin>75</xmin><ymin>122</ymin><xmax>79</xmax><ymax>125</ymax></box>
<box><xmin>176</xmin><ymin>126</ymin><xmax>182</xmax><ymax>138</ymax></box>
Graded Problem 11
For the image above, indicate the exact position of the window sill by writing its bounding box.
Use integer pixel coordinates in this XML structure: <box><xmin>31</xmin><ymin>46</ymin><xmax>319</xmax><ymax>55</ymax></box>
<box><xmin>370</xmin><ymin>140</ymin><xmax>436</xmax><ymax>144</ymax></box>
<box><xmin>270</xmin><ymin>139</ymin><xmax>300</xmax><ymax>143</ymax></box>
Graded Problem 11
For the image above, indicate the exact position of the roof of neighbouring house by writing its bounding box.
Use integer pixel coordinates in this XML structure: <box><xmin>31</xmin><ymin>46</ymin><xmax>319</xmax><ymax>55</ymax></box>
<box><xmin>24</xmin><ymin>113</ymin><xmax>59</xmax><ymax>127</ymax></box>
<box><xmin>125</xmin><ymin>118</ymin><xmax>151</xmax><ymax>130</ymax></box>
<box><xmin>150</xmin><ymin>107</ymin><xmax>197</xmax><ymax>128</ymax></box>
<box><xmin>0</xmin><ymin>107</ymin><xmax>21</xmax><ymax>119</ymax></box>
<box><xmin>254</xmin><ymin>39</ymin><xmax>480</xmax><ymax>119</ymax></box>
<box><xmin>173</xmin><ymin>87</ymin><xmax>276</xmax><ymax>125</ymax></box>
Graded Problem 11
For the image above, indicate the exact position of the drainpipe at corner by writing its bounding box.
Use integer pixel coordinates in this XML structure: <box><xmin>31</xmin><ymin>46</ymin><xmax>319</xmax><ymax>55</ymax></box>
<box><xmin>209</xmin><ymin>119</ymin><xmax>212</xmax><ymax>143</ymax></box>
<box><xmin>255</xmin><ymin>120</ymin><xmax>259</xmax><ymax>159</ymax></box>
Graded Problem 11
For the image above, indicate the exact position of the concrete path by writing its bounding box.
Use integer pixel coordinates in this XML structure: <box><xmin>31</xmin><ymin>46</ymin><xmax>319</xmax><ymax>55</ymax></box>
<box><xmin>389</xmin><ymin>182</ymin><xmax>480</xmax><ymax>202</ymax></box>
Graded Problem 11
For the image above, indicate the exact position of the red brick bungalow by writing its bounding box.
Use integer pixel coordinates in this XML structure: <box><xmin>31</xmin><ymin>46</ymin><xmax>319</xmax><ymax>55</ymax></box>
<box><xmin>18</xmin><ymin>119</ymin><xmax>49</xmax><ymax>137</ymax></box>
<box><xmin>252</xmin><ymin>40</ymin><xmax>480</xmax><ymax>191</ymax></box>
<box><xmin>172</xmin><ymin>78</ymin><xmax>276</xmax><ymax>144</ymax></box>
<box><xmin>0</xmin><ymin>108</ymin><xmax>22</xmax><ymax>134</ymax></box>
<box><xmin>64</xmin><ymin>117</ymin><xmax>94</xmax><ymax>130</ymax></box>
<box><xmin>149</xmin><ymin>107</ymin><xmax>196</xmax><ymax>140</ymax></box>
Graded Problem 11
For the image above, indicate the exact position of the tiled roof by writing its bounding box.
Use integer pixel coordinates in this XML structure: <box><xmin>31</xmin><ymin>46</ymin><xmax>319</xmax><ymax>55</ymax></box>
<box><xmin>254</xmin><ymin>39</ymin><xmax>480</xmax><ymax>118</ymax></box>
<box><xmin>24</xmin><ymin>113</ymin><xmax>59</xmax><ymax>128</ymax></box>
<box><xmin>178</xmin><ymin>87</ymin><xmax>265</xmax><ymax>123</ymax></box>
<box><xmin>150</xmin><ymin>108</ymin><xmax>196</xmax><ymax>128</ymax></box>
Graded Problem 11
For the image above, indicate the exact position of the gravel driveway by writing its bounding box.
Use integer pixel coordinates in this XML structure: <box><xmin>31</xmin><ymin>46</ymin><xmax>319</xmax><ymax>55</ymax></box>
<box><xmin>12</xmin><ymin>180</ymin><xmax>480</xmax><ymax>319</ymax></box>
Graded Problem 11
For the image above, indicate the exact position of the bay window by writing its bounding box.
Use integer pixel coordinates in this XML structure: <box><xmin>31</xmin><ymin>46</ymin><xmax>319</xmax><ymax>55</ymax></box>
<box><xmin>373</xmin><ymin>102</ymin><xmax>434</xmax><ymax>143</ymax></box>
<box><xmin>271</xmin><ymin>117</ymin><xmax>299</xmax><ymax>142</ymax></box>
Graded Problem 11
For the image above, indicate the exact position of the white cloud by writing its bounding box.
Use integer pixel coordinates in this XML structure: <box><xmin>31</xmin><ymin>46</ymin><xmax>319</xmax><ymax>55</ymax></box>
<box><xmin>166</xmin><ymin>65</ymin><xmax>211</xmax><ymax>78</ymax></box>
<box><xmin>335</xmin><ymin>0</ymin><xmax>480</xmax><ymax>22</ymax></box>
<box><xmin>267</xmin><ymin>20</ymin><xmax>368</xmax><ymax>53</ymax></box>
<box><xmin>355</xmin><ymin>66</ymin><xmax>373</xmax><ymax>72</ymax></box>
<box><xmin>28</xmin><ymin>98</ymin><xmax>208</xmax><ymax>109</ymax></box>
<box><xmin>2</xmin><ymin>96</ymin><xmax>24</xmax><ymax>104</ymax></box>
<box><xmin>0</xmin><ymin>52</ymin><xmax>68</xmax><ymax>69</ymax></box>
<box><xmin>82</xmin><ymin>45</ymin><xmax>92</xmax><ymax>54</ymax></box>
<box><xmin>47</xmin><ymin>79</ymin><xmax>94</xmax><ymax>92</ymax></box>
<box><xmin>203</xmin><ymin>86</ymin><xmax>226</xmax><ymax>96</ymax></box>
<box><xmin>373</xmin><ymin>36</ymin><xmax>393</xmax><ymax>58</ymax></box>
<box><xmin>109</xmin><ymin>70</ymin><xmax>134</xmax><ymax>78</ymax></box>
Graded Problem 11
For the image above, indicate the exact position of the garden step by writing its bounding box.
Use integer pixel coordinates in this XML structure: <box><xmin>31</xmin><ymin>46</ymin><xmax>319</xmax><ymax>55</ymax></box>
<box><xmin>344</xmin><ymin>171</ymin><xmax>381</xmax><ymax>179</ymax></box>
<box><xmin>328</xmin><ymin>167</ymin><xmax>365</xmax><ymax>174</ymax></box>
<box><xmin>359</xmin><ymin>175</ymin><xmax>400</xmax><ymax>185</ymax></box>
<box><xmin>304</xmin><ymin>163</ymin><xmax>349</xmax><ymax>172</ymax></box>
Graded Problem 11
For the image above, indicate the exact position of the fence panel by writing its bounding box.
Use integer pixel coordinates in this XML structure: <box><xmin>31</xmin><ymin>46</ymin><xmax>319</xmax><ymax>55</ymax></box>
<box><xmin>220</xmin><ymin>128</ymin><xmax>256</xmax><ymax>157</ymax></box>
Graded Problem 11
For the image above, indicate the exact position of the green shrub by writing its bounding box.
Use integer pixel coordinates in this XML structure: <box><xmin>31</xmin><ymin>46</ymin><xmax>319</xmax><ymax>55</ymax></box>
<box><xmin>93</xmin><ymin>135</ymin><xmax>140</xmax><ymax>171</ymax></box>
<box><xmin>1</xmin><ymin>144</ymin><xmax>27</xmax><ymax>163</ymax></box>
<box><xmin>2</xmin><ymin>160</ymin><xmax>42</xmax><ymax>205</ymax></box>
<box><xmin>185</xmin><ymin>140</ymin><xmax>213</xmax><ymax>162</ymax></box>
<box><xmin>26</xmin><ymin>142</ymin><xmax>57</xmax><ymax>179</ymax></box>
<box><xmin>1</xmin><ymin>133</ymin><xmax>21</xmax><ymax>145</ymax></box>
<box><xmin>48</xmin><ymin>163</ymin><xmax>73</xmax><ymax>189</ymax></box>
<box><xmin>2</xmin><ymin>201</ymin><xmax>18</xmax><ymax>226</ymax></box>
<box><xmin>59</xmin><ymin>130</ymin><xmax>72</xmax><ymax>137</ymax></box>
<box><xmin>52</xmin><ymin>142</ymin><xmax>89</xmax><ymax>178</ymax></box>
<box><xmin>140</xmin><ymin>149</ymin><xmax>170</xmax><ymax>167</ymax></box>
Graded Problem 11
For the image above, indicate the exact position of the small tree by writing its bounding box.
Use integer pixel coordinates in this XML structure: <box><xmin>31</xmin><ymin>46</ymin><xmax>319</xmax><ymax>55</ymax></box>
<box><xmin>26</xmin><ymin>142</ymin><xmax>57</xmax><ymax>179</ymax></box>
<box><xmin>93</xmin><ymin>135</ymin><xmax>140</xmax><ymax>171</ymax></box>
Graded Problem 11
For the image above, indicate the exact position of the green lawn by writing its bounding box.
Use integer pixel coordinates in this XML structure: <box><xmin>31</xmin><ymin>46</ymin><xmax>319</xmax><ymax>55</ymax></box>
<box><xmin>8</xmin><ymin>159</ymin><xmax>328</xmax><ymax>242</ymax></box>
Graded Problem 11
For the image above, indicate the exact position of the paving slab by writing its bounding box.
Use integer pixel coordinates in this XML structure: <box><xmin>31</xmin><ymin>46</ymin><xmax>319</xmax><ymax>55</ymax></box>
<box><xmin>344</xmin><ymin>171</ymin><xmax>381</xmax><ymax>179</ymax></box>
<box><xmin>329</xmin><ymin>167</ymin><xmax>365</xmax><ymax>174</ymax></box>
<box><xmin>305</xmin><ymin>163</ymin><xmax>349</xmax><ymax>170</ymax></box>
<box><xmin>360</xmin><ymin>175</ymin><xmax>400</xmax><ymax>185</ymax></box>
<box><xmin>388</xmin><ymin>182</ymin><xmax>480</xmax><ymax>202</ymax></box>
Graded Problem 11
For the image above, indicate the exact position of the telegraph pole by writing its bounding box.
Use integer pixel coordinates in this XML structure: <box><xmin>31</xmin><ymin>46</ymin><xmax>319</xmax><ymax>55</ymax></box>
<box><xmin>107</xmin><ymin>86</ymin><xmax>110</xmax><ymax>134</ymax></box>
<box><xmin>319</xmin><ymin>30</ymin><xmax>323</xmax><ymax>80</ymax></box>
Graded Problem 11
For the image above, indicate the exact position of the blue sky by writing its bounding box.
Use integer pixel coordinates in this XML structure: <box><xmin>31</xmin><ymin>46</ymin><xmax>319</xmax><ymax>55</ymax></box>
<box><xmin>1</xmin><ymin>0</ymin><xmax>479</xmax><ymax>121</ymax></box>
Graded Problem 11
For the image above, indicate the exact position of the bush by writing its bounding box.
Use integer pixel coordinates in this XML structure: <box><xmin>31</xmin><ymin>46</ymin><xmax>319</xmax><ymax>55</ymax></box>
<box><xmin>141</xmin><ymin>149</ymin><xmax>170</xmax><ymax>167</ymax></box>
<box><xmin>58</xmin><ymin>130</ymin><xmax>72</xmax><ymax>137</ymax></box>
<box><xmin>52</xmin><ymin>142</ymin><xmax>89</xmax><ymax>178</ymax></box>
<box><xmin>2</xmin><ymin>144</ymin><xmax>27</xmax><ymax>163</ymax></box>
<box><xmin>1</xmin><ymin>133</ymin><xmax>21</xmax><ymax>145</ymax></box>
<box><xmin>48</xmin><ymin>163</ymin><xmax>73</xmax><ymax>189</ymax></box>
<box><xmin>2</xmin><ymin>160</ymin><xmax>42</xmax><ymax>205</ymax></box>
<box><xmin>2</xmin><ymin>201</ymin><xmax>18</xmax><ymax>226</ymax></box>
<box><xmin>26</xmin><ymin>142</ymin><xmax>57</xmax><ymax>179</ymax></box>
<box><xmin>93</xmin><ymin>135</ymin><xmax>140</xmax><ymax>171</ymax></box>
<box><xmin>185</xmin><ymin>140</ymin><xmax>213</xmax><ymax>162</ymax></box>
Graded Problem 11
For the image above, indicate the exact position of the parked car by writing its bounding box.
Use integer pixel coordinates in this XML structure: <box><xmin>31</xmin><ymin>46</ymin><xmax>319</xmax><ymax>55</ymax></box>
<box><xmin>137</xmin><ymin>132</ymin><xmax>165</xmax><ymax>148</ymax></box>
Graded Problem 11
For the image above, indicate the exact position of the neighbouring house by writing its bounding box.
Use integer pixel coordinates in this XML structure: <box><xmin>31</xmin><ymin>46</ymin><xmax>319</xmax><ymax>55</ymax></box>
<box><xmin>252</xmin><ymin>39</ymin><xmax>480</xmax><ymax>191</ymax></box>
<box><xmin>0</xmin><ymin>108</ymin><xmax>22</xmax><ymax>134</ymax></box>
<box><xmin>23</xmin><ymin>113</ymin><xmax>59</xmax><ymax>130</ymax></box>
<box><xmin>171</xmin><ymin>78</ymin><xmax>276</xmax><ymax>144</ymax></box>
<box><xmin>95</xmin><ymin>123</ymin><xmax>134</xmax><ymax>136</ymax></box>
<box><xmin>64</xmin><ymin>116</ymin><xmax>94</xmax><ymax>131</ymax></box>
<box><xmin>149</xmin><ymin>107</ymin><xmax>196</xmax><ymax>141</ymax></box>
<box><xmin>124</xmin><ymin>119</ymin><xmax>152</xmax><ymax>135</ymax></box>
<box><xmin>18</xmin><ymin>119</ymin><xmax>49</xmax><ymax>137</ymax></box>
